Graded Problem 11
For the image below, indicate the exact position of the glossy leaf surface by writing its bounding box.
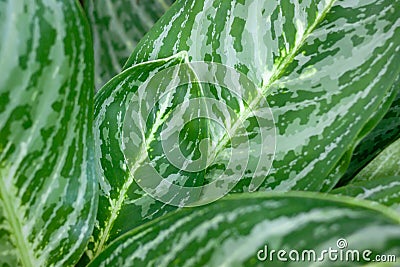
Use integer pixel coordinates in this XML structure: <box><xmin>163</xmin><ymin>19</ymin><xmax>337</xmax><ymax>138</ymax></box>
<box><xmin>93</xmin><ymin>51</ymin><xmax>277</xmax><ymax>257</ymax></box>
<box><xmin>91</xmin><ymin>52</ymin><xmax>199</xmax><ymax>258</ymax></box>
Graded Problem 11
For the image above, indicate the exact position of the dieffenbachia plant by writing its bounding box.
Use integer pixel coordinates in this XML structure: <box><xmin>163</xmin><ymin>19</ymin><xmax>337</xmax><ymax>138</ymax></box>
<box><xmin>2</xmin><ymin>0</ymin><xmax>400</xmax><ymax>266</ymax></box>
<box><xmin>126</xmin><ymin>0</ymin><xmax>400</xmax><ymax>192</ymax></box>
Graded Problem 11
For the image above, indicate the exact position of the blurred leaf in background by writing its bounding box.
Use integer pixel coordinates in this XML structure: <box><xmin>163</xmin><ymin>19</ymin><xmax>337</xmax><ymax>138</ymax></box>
<box><xmin>84</xmin><ymin>0</ymin><xmax>175</xmax><ymax>89</ymax></box>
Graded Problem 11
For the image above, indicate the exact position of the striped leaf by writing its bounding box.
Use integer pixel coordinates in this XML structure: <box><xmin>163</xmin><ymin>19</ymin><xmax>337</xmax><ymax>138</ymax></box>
<box><xmin>352</xmin><ymin>138</ymin><xmax>400</xmax><ymax>183</ymax></box>
<box><xmin>88</xmin><ymin>192</ymin><xmax>400</xmax><ymax>266</ymax></box>
<box><xmin>125</xmin><ymin>0</ymin><xmax>400</xmax><ymax>192</ymax></box>
<box><xmin>0</xmin><ymin>1</ymin><xmax>97</xmax><ymax>266</ymax></box>
<box><xmin>93</xmin><ymin>50</ymin><xmax>277</xmax><ymax>258</ymax></box>
<box><xmin>90</xmin><ymin>52</ymin><xmax>199</xmax><ymax>259</ymax></box>
<box><xmin>92</xmin><ymin>0</ymin><xmax>400</xmax><ymax>252</ymax></box>
<box><xmin>338</xmin><ymin>79</ymin><xmax>400</xmax><ymax>186</ymax></box>
<box><xmin>84</xmin><ymin>0</ymin><xmax>175</xmax><ymax>89</ymax></box>
<box><xmin>332</xmin><ymin>176</ymin><xmax>400</xmax><ymax>213</ymax></box>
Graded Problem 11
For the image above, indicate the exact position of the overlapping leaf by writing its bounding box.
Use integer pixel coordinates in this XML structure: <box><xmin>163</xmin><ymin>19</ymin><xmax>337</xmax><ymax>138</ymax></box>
<box><xmin>90</xmin><ymin>52</ymin><xmax>209</xmax><ymax>259</ymax></box>
<box><xmin>93</xmin><ymin>0</ymin><xmax>400</xmax><ymax>251</ymax></box>
<box><xmin>332</xmin><ymin>176</ymin><xmax>400</xmax><ymax>213</ymax></box>
<box><xmin>0</xmin><ymin>1</ymin><xmax>97</xmax><ymax>266</ymax></box>
<box><xmin>125</xmin><ymin>0</ymin><xmax>400</xmax><ymax>193</ymax></box>
<box><xmin>93</xmin><ymin>52</ymin><xmax>277</xmax><ymax>260</ymax></box>
<box><xmin>88</xmin><ymin>192</ymin><xmax>400</xmax><ymax>267</ymax></box>
<box><xmin>339</xmin><ymin>80</ymin><xmax>400</xmax><ymax>186</ymax></box>
<box><xmin>352</xmin><ymin>138</ymin><xmax>400</xmax><ymax>182</ymax></box>
<box><xmin>84</xmin><ymin>0</ymin><xmax>175</xmax><ymax>89</ymax></box>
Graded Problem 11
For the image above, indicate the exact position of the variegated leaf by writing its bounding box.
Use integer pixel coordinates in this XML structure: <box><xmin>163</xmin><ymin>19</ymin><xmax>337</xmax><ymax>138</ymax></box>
<box><xmin>352</xmin><ymin>138</ymin><xmax>400</xmax><ymax>182</ymax></box>
<box><xmin>125</xmin><ymin>0</ymin><xmax>400</xmax><ymax>193</ymax></box>
<box><xmin>90</xmin><ymin>52</ymin><xmax>208</xmax><ymax>259</ymax></box>
<box><xmin>93</xmin><ymin>50</ymin><xmax>277</xmax><ymax>258</ymax></box>
<box><xmin>0</xmin><ymin>1</ymin><xmax>97</xmax><ymax>266</ymax></box>
<box><xmin>92</xmin><ymin>0</ymin><xmax>400</xmax><ymax>251</ymax></box>
<box><xmin>332</xmin><ymin>176</ymin><xmax>400</xmax><ymax>213</ymax></box>
<box><xmin>338</xmin><ymin>79</ymin><xmax>400</xmax><ymax>186</ymax></box>
<box><xmin>84</xmin><ymin>0</ymin><xmax>175</xmax><ymax>89</ymax></box>
<box><xmin>88</xmin><ymin>192</ymin><xmax>400</xmax><ymax>267</ymax></box>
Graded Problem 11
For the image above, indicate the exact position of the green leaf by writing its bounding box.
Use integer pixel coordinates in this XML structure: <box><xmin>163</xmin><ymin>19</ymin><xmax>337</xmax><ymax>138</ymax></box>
<box><xmin>88</xmin><ymin>191</ymin><xmax>400</xmax><ymax>267</ymax></box>
<box><xmin>351</xmin><ymin>138</ymin><xmax>400</xmax><ymax>183</ymax></box>
<box><xmin>327</xmin><ymin>77</ymin><xmax>399</xmax><ymax>188</ymax></box>
<box><xmin>93</xmin><ymin>51</ymin><xmax>278</xmax><ymax>258</ymax></box>
<box><xmin>91</xmin><ymin>52</ymin><xmax>200</xmax><ymax>259</ymax></box>
<box><xmin>92</xmin><ymin>0</ymin><xmax>400</xmax><ymax>253</ymax></box>
<box><xmin>332</xmin><ymin>176</ymin><xmax>400</xmax><ymax>213</ymax></box>
<box><xmin>338</xmin><ymin>79</ymin><xmax>400</xmax><ymax>186</ymax></box>
<box><xmin>125</xmin><ymin>0</ymin><xmax>400</xmax><ymax>192</ymax></box>
<box><xmin>93</xmin><ymin>0</ymin><xmax>400</xmax><ymax>256</ymax></box>
<box><xmin>85</xmin><ymin>0</ymin><xmax>175</xmax><ymax>89</ymax></box>
<box><xmin>0</xmin><ymin>1</ymin><xmax>97</xmax><ymax>266</ymax></box>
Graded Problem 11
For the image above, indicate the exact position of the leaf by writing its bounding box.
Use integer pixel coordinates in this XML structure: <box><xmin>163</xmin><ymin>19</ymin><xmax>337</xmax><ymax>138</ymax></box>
<box><xmin>125</xmin><ymin>0</ymin><xmax>400</xmax><ymax>192</ymax></box>
<box><xmin>338</xmin><ymin>79</ymin><xmax>400</xmax><ymax>186</ymax></box>
<box><xmin>0</xmin><ymin>1</ymin><xmax>97</xmax><ymax>266</ymax></box>
<box><xmin>93</xmin><ymin>0</ymin><xmax>400</xmax><ymax>256</ymax></box>
<box><xmin>327</xmin><ymin>78</ymin><xmax>399</xmax><ymax>188</ymax></box>
<box><xmin>90</xmin><ymin>52</ymin><xmax>205</xmax><ymax>259</ymax></box>
<box><xmin>351</xmin><ymin>138</ymin><xmax>400</xmax><ymax>183</ymax></box>
<box><xmin>332</xmin><ymin>176</ymin><xmax>400</xmax><ymax>213</ymax></box>
<box><xmin>88</xmin><ymin>191</ymin><xmax>400</xmax><ymax>267</ymax></box>
<box><xmin>92</xmin><ymin>0</ymin><xmax>400</xmax><ymax>252</ymax></box>
<box><xmin>84</xmin><ymin>0</ymin><xmax>175</xmax><ymax>89</ymax></box>
<box><xmin>93</xmin><ymin>50</ymin><xmax>278</xmax><ymax>259</ymax></box>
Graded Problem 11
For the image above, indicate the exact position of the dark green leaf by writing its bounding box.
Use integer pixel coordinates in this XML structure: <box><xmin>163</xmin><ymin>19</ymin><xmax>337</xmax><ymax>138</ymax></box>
<box><xmin>90</xmin><ymin>52</ymin><xmax>197</xmax><ymax>259</ymax></box>
<box><xmin>94</xmin><ymin>0</ymin><xmax>400</xmax><ymax>255</ymax></box>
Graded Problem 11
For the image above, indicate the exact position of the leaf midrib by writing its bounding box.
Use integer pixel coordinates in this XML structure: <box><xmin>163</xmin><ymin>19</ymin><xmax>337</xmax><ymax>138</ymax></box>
<box><xmin>94</xmin><ymin>0</ymin><xmax>336</xmax><ymax>256</ymax></box>
<box><xmin>209</xmin><ymin>0</ymin><xmax>336</xmax><ymax>173</ymax></box>
<box><xmin>94</xmin><ymin>56</ymin><xmax>198</xmax><ymax>256</ymax></box>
